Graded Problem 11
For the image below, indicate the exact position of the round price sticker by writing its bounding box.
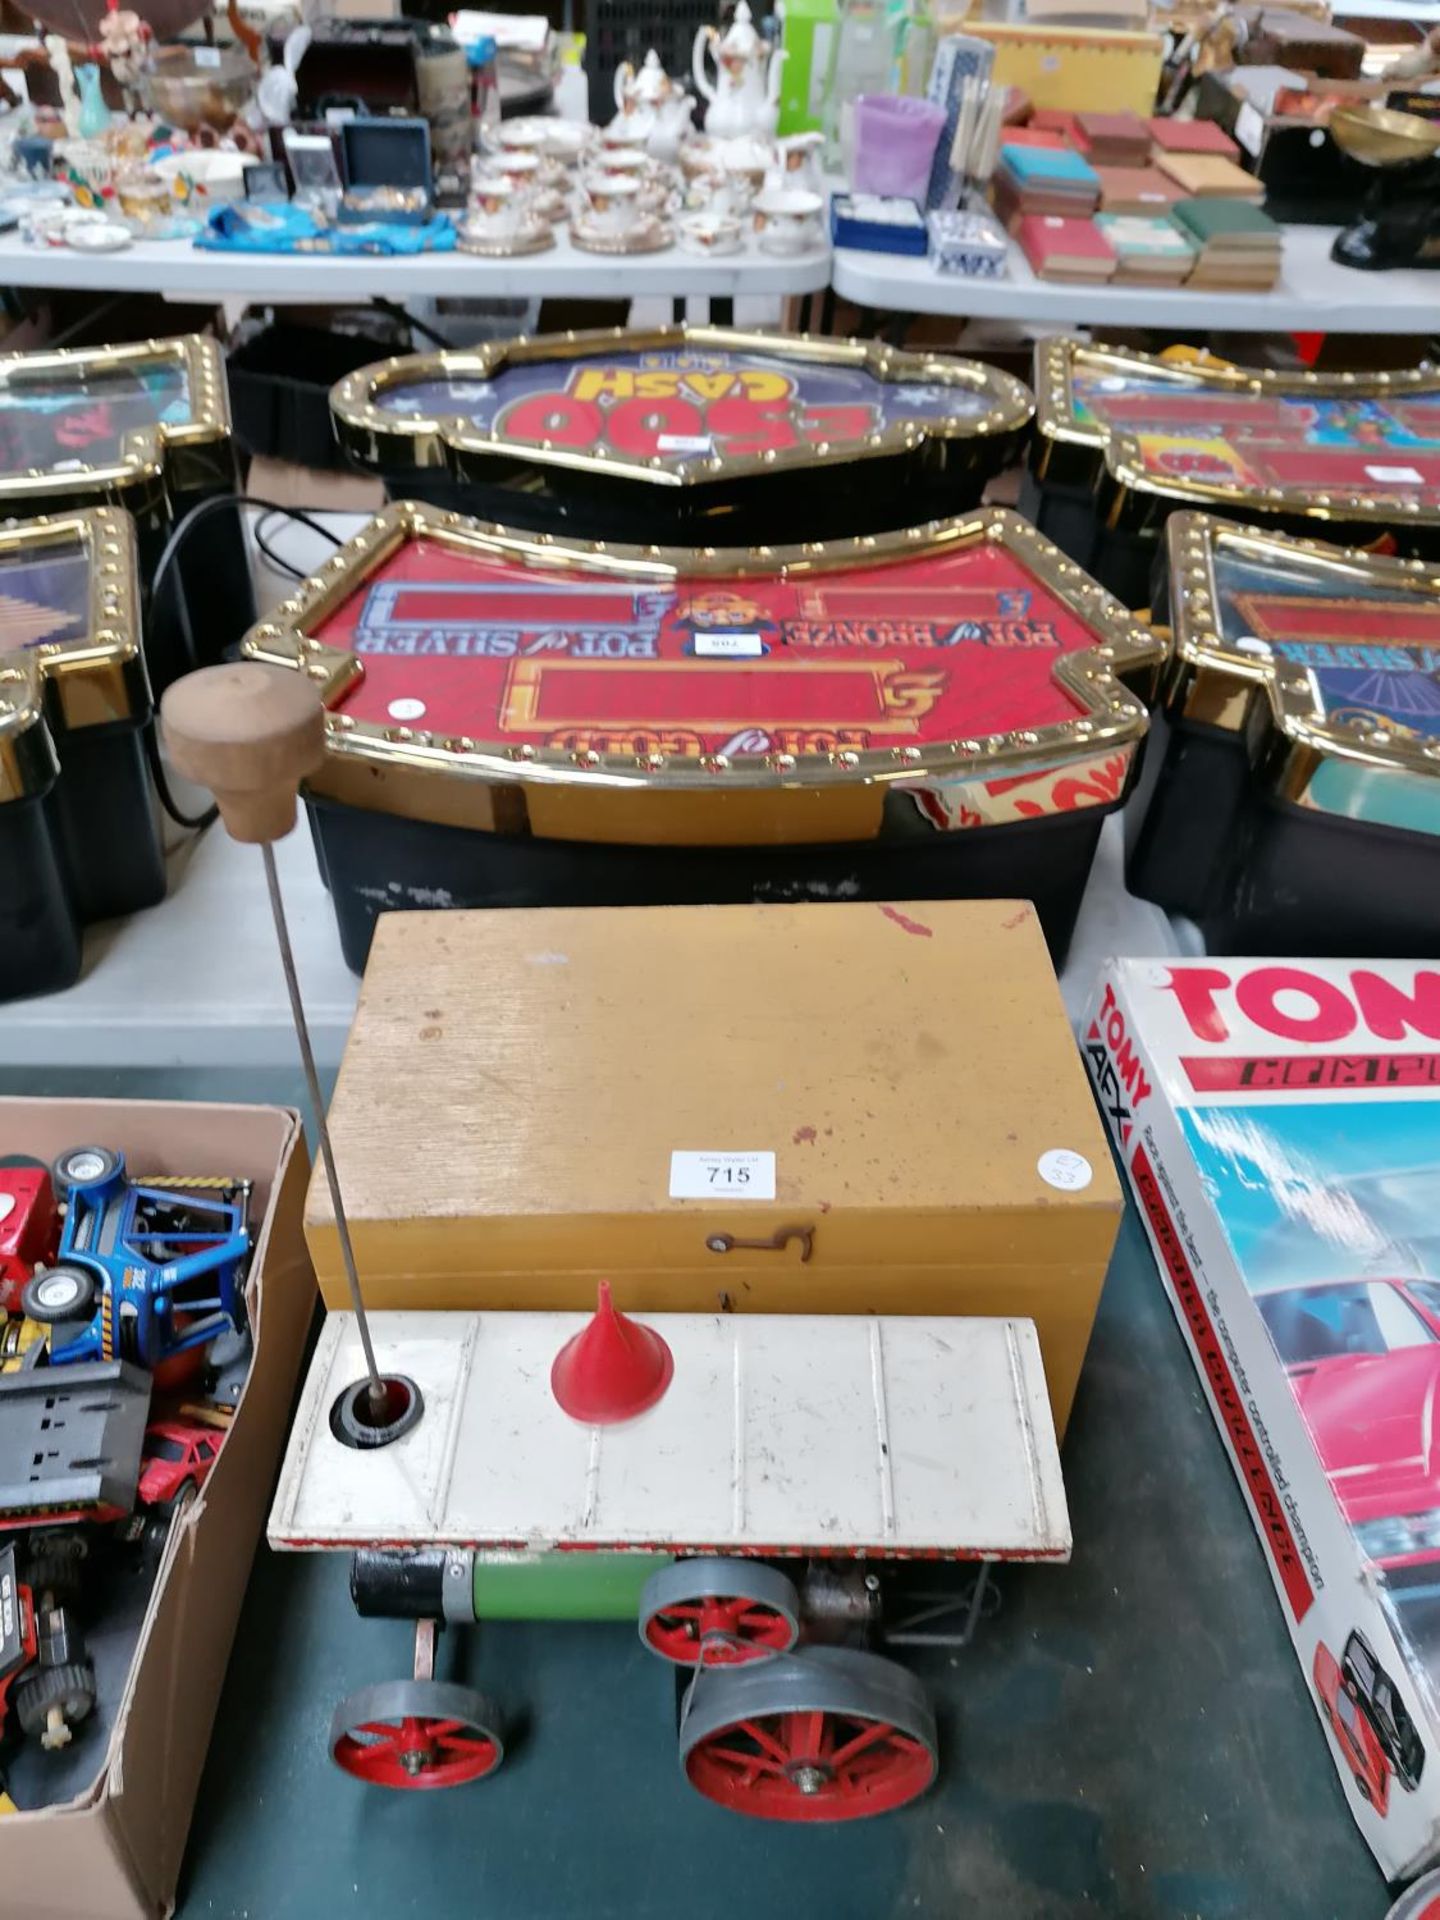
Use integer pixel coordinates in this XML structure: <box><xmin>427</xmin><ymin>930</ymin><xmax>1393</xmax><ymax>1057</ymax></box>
<box><xmin>1038</xmin><ymin>1148</ymin><xmax>1093</xmax><ymax>1192</ymax></box>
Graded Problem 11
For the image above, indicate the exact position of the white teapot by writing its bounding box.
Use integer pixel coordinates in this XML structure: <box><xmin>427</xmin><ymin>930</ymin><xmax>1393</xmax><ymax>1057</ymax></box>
<box><xmin>692</xmin><ymin>1</ymin><xmax>786</xmax><ymax>143</ymax></box>
<box><xmin>610</xmin><ymin>50</ymin><xmax>696</xmax><ymax>162</ymax></box>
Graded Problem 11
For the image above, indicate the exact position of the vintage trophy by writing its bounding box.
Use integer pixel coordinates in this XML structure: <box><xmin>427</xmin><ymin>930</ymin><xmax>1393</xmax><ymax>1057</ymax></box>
<box><xmin>1330</xmin><ymin>103</ymin><xmax>1440</xmax><ymax>271</ymax></box>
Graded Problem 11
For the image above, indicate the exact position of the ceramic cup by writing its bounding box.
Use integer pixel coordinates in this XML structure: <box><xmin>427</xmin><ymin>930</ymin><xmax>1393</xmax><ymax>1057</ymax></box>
<box><xmin>469</xmin><ymin>177</ymin><xmax>524</xmax><ymax>240</ymax></box>
<box><xmin>720</xmin><ymin>153</ymin><xmax>768</xmax><ymax>209</ymax></box>
<box><xmin>777</xmin><ymin>131</ymin><xmax>824</xmax><ymax>193</ymax></box>
<box><xmin>490</xmin><ymin>150</ymin><xmax>544</xmax><ymax>203</ymax></box>
<box><xmin>539</xmin><ymin>120</ymin><xmax>590</xmax><ymax>165</ymax></box>
<box><xmin>677</xmin><ymin>209</ymin><xmax>742</xmax><ymax>256</ymax></box>
<box><xmin>494</xmin><ymin>120</ymin><xmax>549</xmax><ymax>152</ymax></box>
<box><xmin>582</xmin><ymin>173</ymin><xmax>643</xmax><ymax>236</ymax></box>
<box><xmin>598</xmin><ymin>121</ymin><xmax>649</xmax><ymax>157</ymax></box>
<box><xmin>689</xmin><ymin>169</ymin><xmax>746</xmax><ymax>220</ymax></box>
<box><xmin>753</xmin><ymin>186</ymin><xmax>823</xmax><ymax>254</ymax></box>
<box><xmin>588</xmin><ymin>146</ymin><xmax>648</xmax><ymax>180</ymax></box>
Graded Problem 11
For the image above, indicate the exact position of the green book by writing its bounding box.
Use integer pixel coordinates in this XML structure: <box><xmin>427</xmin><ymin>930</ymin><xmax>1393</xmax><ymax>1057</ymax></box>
<box><xmin>1172</xmin><ymin>197</ymin><xmax>1281</xmax><ymax>248</ymax></box>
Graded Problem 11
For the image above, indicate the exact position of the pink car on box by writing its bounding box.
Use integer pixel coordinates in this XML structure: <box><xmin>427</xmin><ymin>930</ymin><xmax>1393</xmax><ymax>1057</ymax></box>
<box><xmin>1258</xmin><ymin>1277</ymin><xmax>1440</xmax><ymax>1572</ymax></box>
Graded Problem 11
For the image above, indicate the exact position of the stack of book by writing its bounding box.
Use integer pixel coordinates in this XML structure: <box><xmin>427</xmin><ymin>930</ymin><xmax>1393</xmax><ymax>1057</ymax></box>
<box><xmin>992</xmin><ymin>144</ymin><xmax>1102</xmax><ymax>226</ymax></box>
<box><xmin>1172</xmin><ymin>197</ymin><xmax>1283</xmax><ymax>287</ymax></box>
<box><xmin>1154</xmin><ymin>150</ymin><xmax>1263</xmax><ymax>201</ymax></box>
<box><xmin>1095</xmin><ymin>165</ymin><xmax>1182</xmax><ymax>214</ymax></box>
<box><xmin>1016</xmin><ymin>212</ymin><xmax>1118</xmax><ymax>282</ymax></box>
<box><xmin>1095</xmin><ymin>212</ymin><xmax>1198</xmax><ymax>285</ymax></box>
<box><xmin>1148</xmin><ymin>116</ymin><xmax>1242</xmax><ymax>164</ymax></box>
<box><xmin>1075</xmin><ymin>111</ymin><xmax>1151</xmax><ymax>168</ymax></box>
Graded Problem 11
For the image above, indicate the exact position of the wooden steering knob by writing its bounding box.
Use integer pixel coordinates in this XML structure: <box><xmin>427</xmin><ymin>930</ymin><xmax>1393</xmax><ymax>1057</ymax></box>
<box><xmin>160</xmin><ymin>662</ymin><xmax>326</xmax><ymax>846</ymax></box>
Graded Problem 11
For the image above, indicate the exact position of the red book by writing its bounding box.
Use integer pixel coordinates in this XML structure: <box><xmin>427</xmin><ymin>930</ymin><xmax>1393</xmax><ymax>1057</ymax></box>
<box><xmin>1016</xmin><ymin>213</ymin><xmax>1118</xmax><ymax>280</ymax></box>
<box><xmin>1149</xmin><ymin>116</ymin><xmax>1242</xmax><ymax>161</ymax></box>
<box><xmin>998</xmin><ymin>126</ymin><xmax>1068</xmax><ymax>149</ymax></box>
<box><xmin>1031</xmin><ymin>108</ymin><xmax>1081</xmax><ymax>140</ymax></box>
<box><xmin>1075</xmin><ymin>110</ymin><xmax>1151</xmax><ymax>162</ymax></box>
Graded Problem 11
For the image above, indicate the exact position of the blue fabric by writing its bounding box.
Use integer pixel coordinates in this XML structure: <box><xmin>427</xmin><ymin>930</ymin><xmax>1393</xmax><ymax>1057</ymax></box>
<box><xmin>197</xmin><ymin>203</ymin><xmax>457</xmax><ymax>255</ymax></box>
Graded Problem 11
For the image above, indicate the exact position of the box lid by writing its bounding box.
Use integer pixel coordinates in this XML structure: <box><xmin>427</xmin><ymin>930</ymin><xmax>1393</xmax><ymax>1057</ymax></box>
<box><xmin>306</xmin><ymin>900</ymin><xmax>1121</xmax><ymax>1285</ymax></box>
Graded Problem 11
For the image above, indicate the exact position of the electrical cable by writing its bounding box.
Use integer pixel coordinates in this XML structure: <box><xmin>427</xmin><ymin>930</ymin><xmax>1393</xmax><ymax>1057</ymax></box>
<box><xmin>145</xmin><ymin>721</ymin><xmax>217</xmax><ymax>831</ymax></box>
<box><xmin>145</xmin><ymin>494</ymin><xmax>347</xmax><ymax>829</ymax></box>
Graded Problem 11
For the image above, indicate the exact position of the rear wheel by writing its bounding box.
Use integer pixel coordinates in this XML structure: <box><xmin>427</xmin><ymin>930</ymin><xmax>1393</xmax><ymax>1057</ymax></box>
<box><xmin>14</xmin><ymin>1662</ymin><xmax>96</xmax><ymax>1743</ymax></box>
<box><xmin>679</xmin><ymin>1646</ymin><xmax>938</xmax><ymax>1822</ymax></box>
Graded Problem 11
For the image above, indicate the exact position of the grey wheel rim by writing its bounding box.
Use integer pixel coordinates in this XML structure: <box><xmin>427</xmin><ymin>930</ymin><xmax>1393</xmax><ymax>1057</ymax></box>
<box><xmin>329</xmin><ymin>1678</ymin><xmax>505</xmax><ymax>1789</ymax></box>
<box><xmin>679</xmin><ymin>1645</ymin><xmax>938</xmax><ymax>1818</ymax></box>
<box><xmin>639</xmin><ymin>1557</ymin><xmax>801</xmax><ymax>1663</ymax></box>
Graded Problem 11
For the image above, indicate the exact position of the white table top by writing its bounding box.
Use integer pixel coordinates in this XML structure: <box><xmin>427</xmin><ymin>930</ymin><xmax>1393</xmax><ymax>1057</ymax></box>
<box><xmin>0</xmin><ymin>227</ymin><xmax>831</xmax><ymax>301</ymax></box>
<box><xmin>834</xmin><ymin>221</ymin><xmax>1440</xmax><ymax>332</ymax></box>
<box><xmin>269</xmin><ymin>1309</ymin><xmax>1070</xmax><ymax>1558</ymax></box>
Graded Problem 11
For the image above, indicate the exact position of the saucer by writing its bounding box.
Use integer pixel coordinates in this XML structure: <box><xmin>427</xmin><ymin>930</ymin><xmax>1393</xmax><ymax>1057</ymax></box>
<box><xmin>459</xmin><ymin>217</ymin><xmax>556</xmax><ymax>256</ymax></box>
<box><xmin>570</xmin><ymin>213</ymin><xmax>673</xmax><ymax>254</ymax></box>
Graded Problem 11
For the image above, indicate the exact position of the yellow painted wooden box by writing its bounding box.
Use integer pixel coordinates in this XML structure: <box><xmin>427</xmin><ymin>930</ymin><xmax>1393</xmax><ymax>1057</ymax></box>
<box><xmin>309</xmin><ymin>899</ymin><xmax>1123</xmax><ymax>1436</ymax></box>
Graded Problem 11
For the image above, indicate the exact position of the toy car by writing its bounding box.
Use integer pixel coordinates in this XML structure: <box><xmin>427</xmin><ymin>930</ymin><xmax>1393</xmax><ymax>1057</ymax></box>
<box><xmin>1258</xmin><ymin>1277</ymin><xmax>1440</xmax><ymax>1572</ymax></box>
<box><xmin>21</xmin><ymin>1148</ymin><xmax>250</xmax><ymax>1373</ymax></box>
<box><xmin>1313</xmin><ymin>1631</ymin><xmax>1424</xmax><ymax>1818</ymax></box>
<box><xmin>0</xmin><ymin>1161</ymin><xmax>58</xmax><ymax>1318</ymax></box>
<box><xmin>0</xmin><ymin>1539</ymin><xmax>95</xmax><ymax>1756</ymax></box>
<box><xmin>136</xmin><ymin>1419</ymin><xmax>224</xmax><ymax>1515</ymax></box>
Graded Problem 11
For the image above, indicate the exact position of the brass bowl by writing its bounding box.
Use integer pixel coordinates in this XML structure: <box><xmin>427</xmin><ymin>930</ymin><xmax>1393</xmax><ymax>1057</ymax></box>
<box><xmin>1330</xmin><ymin>104</ymin><xmax>1440</xmax><ymax>167</ymax></box>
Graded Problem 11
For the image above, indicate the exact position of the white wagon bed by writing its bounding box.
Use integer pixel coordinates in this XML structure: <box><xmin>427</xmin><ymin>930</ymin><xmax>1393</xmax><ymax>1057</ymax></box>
<box><xmin>268</xmin><ymin>1311</ymin><xmax>1071</xmax><ymax>1561</ymax></box>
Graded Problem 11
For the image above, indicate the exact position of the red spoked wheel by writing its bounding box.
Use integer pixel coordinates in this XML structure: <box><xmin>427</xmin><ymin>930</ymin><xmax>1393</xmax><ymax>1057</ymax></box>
<box><xmin>329</xmin><ymin>1679</ymin><xmax>504</xmax><ymax>1791</ymax></box>
<box><xmin>679</xmin><ymin>1647</ymin><xmax>938</xmax><ymax>1822</ymax></box>
<box><xmin>639</xmin><ymin>1558</ymin><xmax>801</xmax><ymax>1667</ymax></box>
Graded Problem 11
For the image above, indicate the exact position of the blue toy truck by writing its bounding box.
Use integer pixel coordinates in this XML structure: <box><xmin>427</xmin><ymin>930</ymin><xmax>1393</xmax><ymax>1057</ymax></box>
<box><xmin>20</xmin><ymin>1147</ymin><xmax>250</xmax><ymax>1372</ymax></box>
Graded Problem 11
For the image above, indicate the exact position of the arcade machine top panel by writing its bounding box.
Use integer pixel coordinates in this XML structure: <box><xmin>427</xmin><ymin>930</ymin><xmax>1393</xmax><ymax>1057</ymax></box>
<box><xmin>1168</xmin><ymin>512</ymin><xmax>1440</xmax><ymax>831</ymax></box>
<box><xmin>1035</xmin><ymin>338</ymin><xmax>1440</xmax><ymax>525</ymax></box>
<box><xmin>0</xmin><ymin>336</ymin><xmax>230</xmax><ymax>506</ymax></box>
<box><xmin>330</xmin><ymin>326</ymin><xmax>1036</xmax><ymax>488</ymax></box>
<box><xmin>0</xmin><ymin>507</ymin><xmax>145</xmax><ymax>797</ymax></box>
<box><xmin>244</xmin><ymin>502</ymin><xmax>1163</xmax><ymax>829</ymax></box>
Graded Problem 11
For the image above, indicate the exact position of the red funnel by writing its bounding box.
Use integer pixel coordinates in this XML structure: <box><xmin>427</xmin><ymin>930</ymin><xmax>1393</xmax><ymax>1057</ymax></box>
<box><xmin>551</xmin><ymin>1282</ymin><xmax>674</xmax><ymax>1425</ymax></box>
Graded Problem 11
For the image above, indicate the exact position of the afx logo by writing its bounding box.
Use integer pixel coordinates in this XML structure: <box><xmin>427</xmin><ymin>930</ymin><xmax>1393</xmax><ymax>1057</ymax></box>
<box><xmin>1086</xmin><ymin>981</ymin><xmax>1154</xmax><ymax>1146</ymax></box>
<box><xmin>1162</xmin><ymin>965</ymin><xmax>1440</xmax><ymax>1046</ymax></box>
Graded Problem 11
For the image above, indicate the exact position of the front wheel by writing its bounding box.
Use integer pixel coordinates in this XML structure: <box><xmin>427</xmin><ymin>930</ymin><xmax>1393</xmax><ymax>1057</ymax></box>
<box><xmin>22</xmin><ymin>1265</ymin><xmax>97</xmax><ymax>1325</ymax></box>
<box><xmin>329</xmin><ymin>1679</ymin><xmax>505</xmax><ymax>1790</ymax></box>
<box><xmin>51</xmin><ymin>1146</ymin><xmax>122</xmax><ymax>1196</ymax></box>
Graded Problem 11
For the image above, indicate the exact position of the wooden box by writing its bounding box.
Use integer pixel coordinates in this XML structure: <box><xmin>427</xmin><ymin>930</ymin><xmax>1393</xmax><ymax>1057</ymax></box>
<box><xmin>309</xmin><ymin>900</ymin><xmax>1123</xmax><ymax>1435</ymax></box>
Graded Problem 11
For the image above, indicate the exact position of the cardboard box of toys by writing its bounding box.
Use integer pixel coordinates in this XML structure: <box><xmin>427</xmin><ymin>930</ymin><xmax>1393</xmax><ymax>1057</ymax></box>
<box><xmin>1084</xmin><ymin>958</ymin><xmax>1440</xmax><ymax>1879</ymax></box>
<box><xmin>0</xmin><ymin>1099</ymin><xmax>315</xmax><ymax>1920</ymax></box>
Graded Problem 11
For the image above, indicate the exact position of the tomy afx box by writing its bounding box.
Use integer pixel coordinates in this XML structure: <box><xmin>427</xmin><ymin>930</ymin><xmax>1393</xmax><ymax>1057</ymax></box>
<box><xmin>1086</xmin><ymin>959</ymin><xmax>1440</xmax><ymax>1879</ymax></box>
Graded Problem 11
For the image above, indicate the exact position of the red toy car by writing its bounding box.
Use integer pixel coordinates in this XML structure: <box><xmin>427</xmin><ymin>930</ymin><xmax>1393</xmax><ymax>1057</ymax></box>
<box><xmin>136</xmin><ymin>1420</ymin><xmax>224</xmax><ymax>1514</ymax></box>
<box><xmin>1315</xmin><ymin>1636</ymin><xmax>1392</xmax><ymax>1814</ymax></box>
<box><xmin>1257</xmin><ymin>1278</ymin><xmax>1440</xmax><ymax>1570</ymax></box>
<box><xmin>0</xmin><ymin>1163</ymin><xmax>59</xmax><ymax>1318</ymax></box>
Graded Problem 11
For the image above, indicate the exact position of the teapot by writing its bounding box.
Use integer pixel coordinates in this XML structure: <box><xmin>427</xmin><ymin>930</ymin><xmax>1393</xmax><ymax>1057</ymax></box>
<box><xmin>692</xmin><ymin>1</ymin><xmax>785</xmax><ymax>142</ymax></box>
<box><xmin>612</xmin><ymin>50</ymin><xmax>695</xmax><ymax>162</ymax></box>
